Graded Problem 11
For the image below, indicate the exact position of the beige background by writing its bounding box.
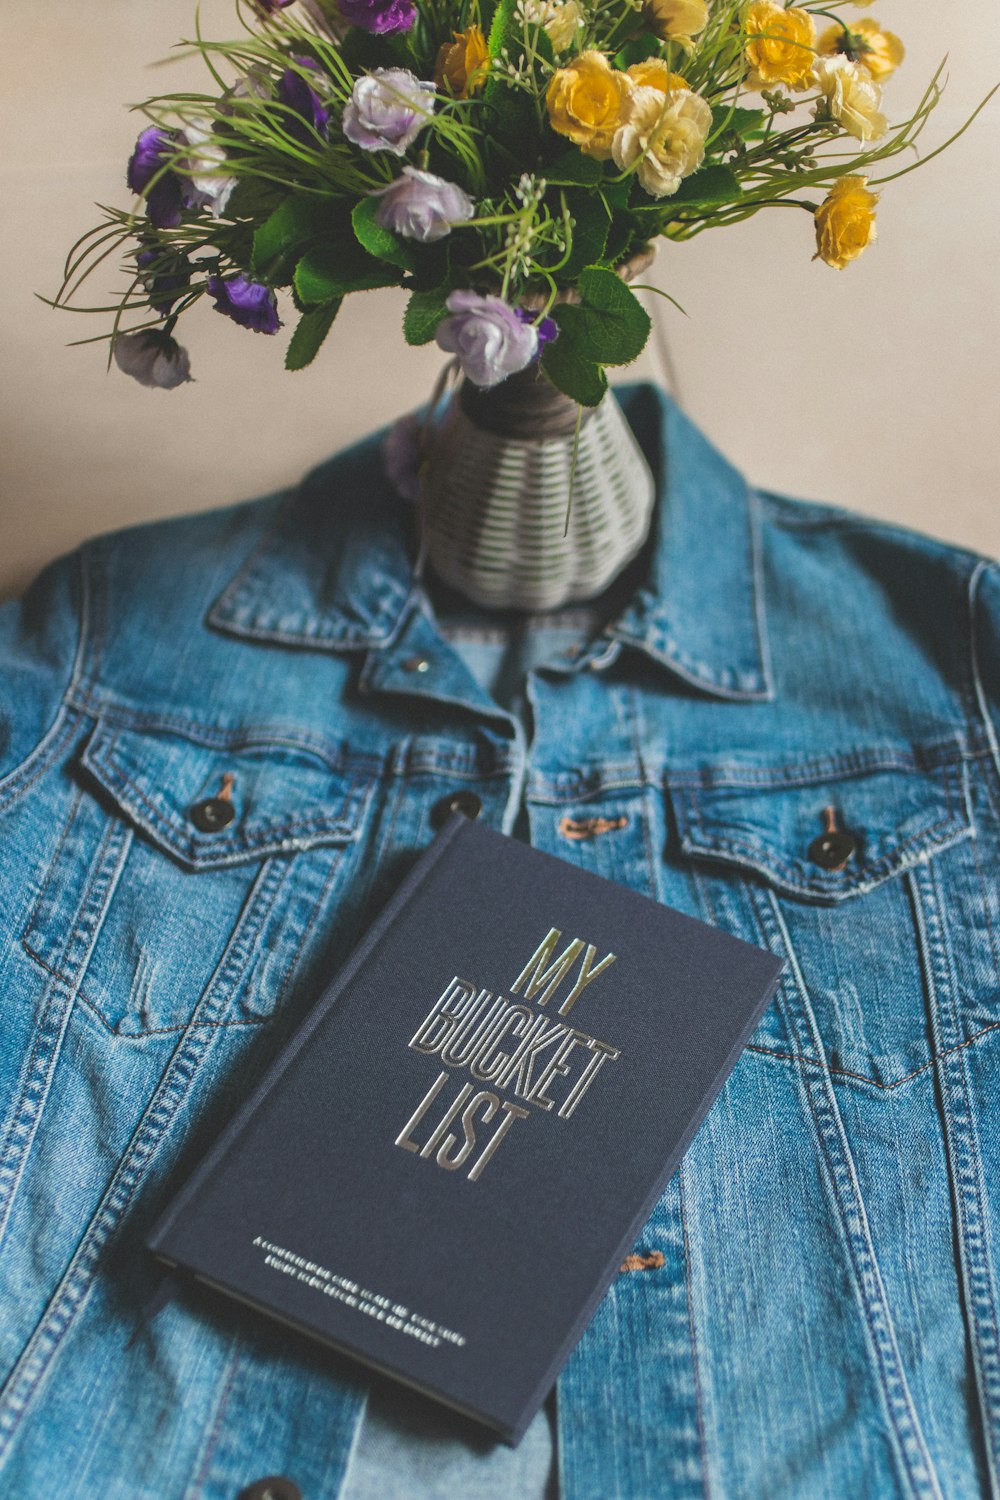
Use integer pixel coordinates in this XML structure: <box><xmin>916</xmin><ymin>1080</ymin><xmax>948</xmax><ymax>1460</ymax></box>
<box><xmin>2</xmin><ymin>1</ymin><xmax>998</xmax><ymax>600</ymax></box>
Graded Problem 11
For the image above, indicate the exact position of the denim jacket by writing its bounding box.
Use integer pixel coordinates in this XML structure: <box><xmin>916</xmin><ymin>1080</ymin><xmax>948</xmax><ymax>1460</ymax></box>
<box><xmin>2</xmin><ymin>382</ymin><xmax>1000</xmax><ymax>1500</ymax></box>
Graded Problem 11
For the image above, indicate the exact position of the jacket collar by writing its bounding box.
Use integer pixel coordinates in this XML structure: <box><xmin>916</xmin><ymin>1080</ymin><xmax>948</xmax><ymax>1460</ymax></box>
<box><xmin>207</xmin><ymin>381</ymin><xmax>774</xmax><ymax>703</ymax></box>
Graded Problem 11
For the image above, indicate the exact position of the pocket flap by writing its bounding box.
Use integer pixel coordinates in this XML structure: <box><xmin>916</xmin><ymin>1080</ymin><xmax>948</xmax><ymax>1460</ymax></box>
<box><xmin>665</xmin><ymin>746</ymin><xmax>973</xmax><ymax>903</ymax></box>
<box><xmin>80</xmin><ymin>721</ymin><xmax>376</xmax><ymax>870</ymax></box>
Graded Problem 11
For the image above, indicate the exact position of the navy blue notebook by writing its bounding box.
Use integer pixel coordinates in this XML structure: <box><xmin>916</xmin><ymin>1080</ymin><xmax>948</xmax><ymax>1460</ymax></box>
<box><xmin>146</xmin><ymin>811</ymin><xmax>782</xmax><ymax>1444</ymax></box>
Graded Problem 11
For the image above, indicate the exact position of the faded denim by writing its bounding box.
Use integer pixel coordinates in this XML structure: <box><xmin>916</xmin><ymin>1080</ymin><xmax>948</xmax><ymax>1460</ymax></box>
<box><xmin>1</xmin><ymin>381</ymin><xmax>1000</xmax><ymax>1499</ymax></box>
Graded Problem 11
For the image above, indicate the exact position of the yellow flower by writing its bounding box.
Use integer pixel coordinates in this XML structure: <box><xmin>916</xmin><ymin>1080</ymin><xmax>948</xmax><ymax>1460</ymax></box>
<box><xmin>744</xmin><ymin>1</ymin><xmax>816</xmax><ymax>91</ymax></box>
<box><xmin>817</xmin><ymin>18</ymin><xmax>904</xmax><ymax>82</ymax></box>
<box><xmin>644</xmin><ymin>0</ymin><xmax>709</xmax><ymax>44</ymax></box>
<box><xmin>626</xmin><ymin>59</ymin><xmax>690</xmax><ymax>94</ymax></box>
<box><xmin>813</xmin><ymin>175</ymin><xmax>879</xmax><ymax>269</ymax></box>
<box><xmin>546</xmin><ymin>51</ymin><xmax>634</xmax><ymax>160</ymax></box>
<box><xmin>612</xmin><ymin>85</ymin><xmax>712</xmax><ymax>198</ymax></box>
<box><xmin>812</xmin><ymin>54</ymin><xmax>887</xmax><ymax>140</ymax></box>
<box><xmin>435</xmin><ymin>25</ymin><xmax>489</xmax><ymax>98</ymax></box>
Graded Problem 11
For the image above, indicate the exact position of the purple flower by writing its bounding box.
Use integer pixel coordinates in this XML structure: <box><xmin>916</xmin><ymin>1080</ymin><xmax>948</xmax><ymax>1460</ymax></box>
<box><xmin>371</xmin><ymin>167</ymin><xmax>475</xmax><ymax>242</ymax></box>
<box><xmin>277</xmin><ymin>56</ymin><xmax>330</xmax><ymax>144</ymax></box>
<box><xmin>435</xmin><ymin>291</ymin><xmax>540</xmax><ymax>388</ymax></box>
<box><xmin>336</xmin><ymin>0</ymin><xmax>416</xmax><ymax>34</ymax></box>
<box><xmin>113</xmin><ymin>329</ymin><xmax>192</xmax><ymax>389</ymax></box>
<box><xmin>206</xmin><ymin>274</ymin><xmax>282</xmax><ymax>334</ymax></box>
<box><xmin>253</xmin><ymin>0</ymin><xmax>297</xmax><ymax>13</ymax></box>
<box><xmin>515</xmin><ymin>306</ymin><xmax>559</xmax><ymax>347</ymax></box>
<box><xmin>136</xmin><ymin>248</ymin><xmax>190</xmax><ymax>313</ymax></box>
<box><xmin>342</xmin><ymin>68</ymin><xmax>435</xmax><ymax>155</ymax></box>
<box><xmin>127</xmin><ymin>126</ymin><xmax>183</xmax><ymax>228</ymax></box>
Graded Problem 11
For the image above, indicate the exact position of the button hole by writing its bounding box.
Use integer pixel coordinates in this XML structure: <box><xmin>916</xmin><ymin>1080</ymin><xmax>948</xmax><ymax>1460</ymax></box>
<box><xmin>558</xmin><ymin>814</ymin><xmax>628</xmax><ymax>841</ymax></box>
<box><xmin>620</xmin><ymin>1250</ymin><xmax>665</xmax><ymax>1273</ymax></box>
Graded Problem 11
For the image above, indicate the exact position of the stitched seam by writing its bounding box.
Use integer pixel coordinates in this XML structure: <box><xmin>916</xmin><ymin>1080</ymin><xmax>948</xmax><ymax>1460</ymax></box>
<box><xmin>665</xmin><ymin>740</ymin><xmax>971</xmax><ymax>789</ymax></box>
<box><xmin>0</xmin><ymin>710</ymin><xmax>83</xmax><ymax>818</ymax></box>
<box><xmin>911</xmin><ymin>863</ymin><xmax>1000</xmax><ymax>1486</ymax></box>
<box><xmin>21</xmin><ymin>783</ymin><xmax>85</xmax><ymax>967</ymax></box>
<box><xmin>754</xmin><ymin>886</ymin><xmax>943</xmax><ymax>1499</ymax></box>
<box><xmin>0</xmin><ymin>861</ymin><xmax>289</xmax><ymax>1453</ymax></box>
<box><xmin>678</xmin><ymin>1161</ymin><xmax>711</xmax><ymax>1500</ymax></box>
<box><xmin>747</xmin><ymin>1017</ymin><xmax>1000</xmax><ymax>1090</ymax></box>
<box><xmin>967</xmin><ymin>560</ymin><xmax>1000</xmax><ymax>818</ymax></box>
<box><xmin>186</xmin><ymin>1331</ymin><xmax>242</xmax><ymax>1500</ymax></box>
<box><xmin>684</xmin><ymin>780</ymin><xmax>966</xmax><ymax>896</ymax></box>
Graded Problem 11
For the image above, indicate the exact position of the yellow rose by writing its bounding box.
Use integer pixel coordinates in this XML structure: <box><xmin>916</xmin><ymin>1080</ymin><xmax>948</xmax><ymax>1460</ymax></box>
<box><xmin>546</xmin><ymin>51</ymin><xmax>634</xmax><ymax>160</ymax></box>
<box><xmin>744</xmin><ymin>1</ymin><xmax>816</xmax><ymax>90</ymax></box>
<box><xmin>644</xmin><ymin>0</ymin><xmax>709</xmax><ymax>44</ymax></box>
<box><xmin>814</xmin><ymin>175</ymin><xmax>879</xmax><ymax>269</ymax></box>
<box><xmin>626</xmin><ymin>60</ymin><xmax>690</xmax><ymax>94</ymax></box>
<box><xmin>612</xmin><ymin>84</ymin><xmax>712</xmax><ymax>198</ymax></box>
<box><xmin>435</xmin><ymin>25</ymin><xmax>489</xmax><ymax>98</ymax></box>
<box><xmin>812</xmin><ymin>55</ymin><xmax>887</xmax><ymax>140</ymax></box>
<box><xmin>817</xmin><ymin>18</ymin><xmax>904</xmax><ymax>81</ymax></box>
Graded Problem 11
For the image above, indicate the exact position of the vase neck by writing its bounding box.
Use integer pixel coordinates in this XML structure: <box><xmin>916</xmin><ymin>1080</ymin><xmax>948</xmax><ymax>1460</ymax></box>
<box><xmin>458</xmin><ymin>363</ymin><xmax>594</xmax><ymax>441</ymax></box>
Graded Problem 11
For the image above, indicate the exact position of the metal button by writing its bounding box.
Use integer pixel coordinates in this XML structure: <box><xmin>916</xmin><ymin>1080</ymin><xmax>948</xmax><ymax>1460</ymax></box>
<box><xmin>238</xmin><ymin>1478</ymin><xmax>302</xmax><ymax>1500</ymax></box>
<box><xmin>189</xmin><ymin>797</ymin><xmax>236</xmax><ymax>833</ymax></box>
<box><xmin>401</xmin><ymin>655</ymin><xmax>430</xmax><ymax>673</ymax></box>
<box><xmin>808</xmin><ymin>829</ymin><xmax>856</xmax><ymax>870</ymax></box>
<box><xmin>431</xmin><ymin>789</ymin><xmax>483</xmax><ymax>828</ymax></box>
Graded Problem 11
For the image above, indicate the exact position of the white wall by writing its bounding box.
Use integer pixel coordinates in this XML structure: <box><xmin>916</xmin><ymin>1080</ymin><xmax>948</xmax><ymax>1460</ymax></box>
<box><xmin>2</xmin><ymin>0</ymin><xmax>997</xmax><ymax>598</ymax></box>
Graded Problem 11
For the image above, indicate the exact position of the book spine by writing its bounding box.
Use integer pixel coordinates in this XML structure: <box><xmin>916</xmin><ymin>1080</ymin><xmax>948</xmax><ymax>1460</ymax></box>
<box><xmin>146</xmin><ymin>810</ymin><xmax>471</xmax><ymax>1253</ymax></box>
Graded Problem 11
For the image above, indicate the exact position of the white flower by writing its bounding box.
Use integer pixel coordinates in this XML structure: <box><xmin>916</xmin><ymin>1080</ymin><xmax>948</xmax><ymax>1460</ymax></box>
<box><xmin>515</xmin><ymin>0</ymin><xmax>584</xmax><ymax>53</ymax></box>
<box><xmin>177</xmin><ymin>118</ymin><xmax>237</xmax><ymax>216</ymax></box>
<box><xmin>611</xmin><ymin>85</ymin><xmax>712</xmax><ymax>198</ymax></box>
<box><xmin>371</xmin><ymin>167</ymin><xmax>475</xmax><ymax>241</ymax></box>
<box><xmin>113</xmin><ymin>330</ymin><xmax>192</xmax><ymax>389</ymax></box>
<box><xmin>811</xmin><ymin>55</ymin><xmax>887</xmax><ymax>141</ymax></box>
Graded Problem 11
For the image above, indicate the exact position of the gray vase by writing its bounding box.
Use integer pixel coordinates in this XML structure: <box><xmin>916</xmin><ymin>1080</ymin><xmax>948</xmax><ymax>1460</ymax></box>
<box><xmin>418</xmin><ymin>363</ymin><xmax>656</xmax><ymax>611</ymax></box>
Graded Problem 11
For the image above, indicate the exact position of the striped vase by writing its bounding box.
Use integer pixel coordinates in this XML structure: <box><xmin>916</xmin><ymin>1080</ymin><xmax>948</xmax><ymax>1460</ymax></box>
<box><xmin>419</xmin><ymin>363</ymin><xmax>656</xmax><ymax>611</ymax></box>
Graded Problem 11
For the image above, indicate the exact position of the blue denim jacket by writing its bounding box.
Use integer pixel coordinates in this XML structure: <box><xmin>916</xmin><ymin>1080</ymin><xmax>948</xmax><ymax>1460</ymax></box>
<box><xmin>2</xmin><ymin>381</ymin><xmax>1000</xmax><ymax>1500</ymax></box>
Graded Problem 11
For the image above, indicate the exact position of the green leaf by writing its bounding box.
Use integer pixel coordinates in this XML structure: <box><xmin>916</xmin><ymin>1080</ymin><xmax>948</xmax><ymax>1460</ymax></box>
<box><xmin>614</xmin><ymin>33</ymin><xmax>663</xmax><ymax>69</ymax></box>
<box><xmin>669</xmin><ymin>163</ymin><xmax>741</xmax><ymax>206</ymax></box>
<box><xmin>251</xmin><ymin>196</ymin><xmax>338</xmax><ymax>283</ymax></box>
<box><xmin>351</xmin><ymin>196</ymin><xmax>416</xmax><ymax>271</ymax></box>
<box><xmin>294</xmin><ymin>245</ymin><xmax>400</xmax><ymax>303</ymax></box>
<box><xmin>544</xmin><ymin>149</ymin><xmax>604</xmax><ymax>186</ymax></box>
<box><xmin>551</xmin><ymin>265</ymin><xmax>651</xmax><ymax>366</ymax></box>
<box><xmin>710</xmin><ymin>105</ymin><xmax>766</xmax><ymax>141</ymax></box>
<box><xmin>285</xmin><ymin>300</ymin><xmax>342</xmax><ymax>371</ymax></box>
<box><xmin>559</xmin><ymin>192</ymin><xmax>610</xmax><ymax>279</ymax></box>
<box><xmin>483</xmin><ymin>0</ymin><xmax>553</xmax><ymax>149</ymax></box>
<box><xmin>226</xmin><ymin>178</ymin><xmax>288</xmax><ymax>221</ymax></box>
<box><xmin>403</xmin><ymin>286</ymin><xmax>451</xmax><ymax>346</ymax></box>
<box><xmin>540</xmin><ymin>338</ymin><xmax>608</xmax><ymax>406</ymax></box>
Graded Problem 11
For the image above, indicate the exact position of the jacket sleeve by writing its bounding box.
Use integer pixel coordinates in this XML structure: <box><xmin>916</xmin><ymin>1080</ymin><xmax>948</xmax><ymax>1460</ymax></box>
<box><xmin>971</xmin><ymin>558</ymin><xmax>1000</xmax><ymax>784</ymax></box>
<box><xmin>0</xmin><ymin>548</ymin><xmax>84</xmax><ymax>798</ymax></box>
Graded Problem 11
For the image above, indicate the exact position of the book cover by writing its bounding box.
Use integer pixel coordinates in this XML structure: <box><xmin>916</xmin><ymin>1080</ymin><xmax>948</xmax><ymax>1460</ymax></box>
<box><xmin>145</xmin><ymin>811</ymin><xmax>783</xmax><ymax>1444</ymax></box>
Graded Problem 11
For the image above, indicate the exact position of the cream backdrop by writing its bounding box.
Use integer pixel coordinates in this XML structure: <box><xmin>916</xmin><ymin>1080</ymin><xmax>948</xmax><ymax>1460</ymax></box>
<box><xmin>2</xmin><ymin>0</ymin><xmax>998</xmax><ymax>600</ymax></box>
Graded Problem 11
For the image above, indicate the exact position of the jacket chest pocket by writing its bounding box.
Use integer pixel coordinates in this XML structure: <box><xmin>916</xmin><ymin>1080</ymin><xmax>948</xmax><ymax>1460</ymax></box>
<box><xmin>22</xmin><ymin>721</ymin><xmax>377</xmax><ymax>1038</ymax></box>
<box><xmin>664</xmin><ymin>748</ymin><xmax>975</xmax><ymax>1089</ymax></box>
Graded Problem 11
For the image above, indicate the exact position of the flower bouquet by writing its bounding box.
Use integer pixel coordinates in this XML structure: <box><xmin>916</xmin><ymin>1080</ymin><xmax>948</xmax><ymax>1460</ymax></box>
<box><xmin>58</xmin><ymin>0</ymin><xmax>986</xmax><ymax>402</ymax></box>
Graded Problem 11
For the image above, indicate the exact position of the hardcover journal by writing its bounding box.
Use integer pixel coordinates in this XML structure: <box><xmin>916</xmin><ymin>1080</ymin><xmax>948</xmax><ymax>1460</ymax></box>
<box><xmin>146</xmin><ymin>811</ymin><xmax>783</xmax><ymax>1443</ymax></box>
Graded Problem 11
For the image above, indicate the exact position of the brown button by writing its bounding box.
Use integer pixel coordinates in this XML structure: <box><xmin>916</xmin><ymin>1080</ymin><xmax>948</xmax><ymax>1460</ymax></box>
<box><xmin>238</xmin><ymin>1478</ymin><xmax>302</xmax><ymax>1500</ymax></box>
<box><xmin>809</xmin><ymin>829</ymin><xmax>856</xmax><ymax>870</ymax></box>
<box><xmin>431</xmin><ymin>789</ymin><xmax>483</xmax><ymax>828</ymax></box>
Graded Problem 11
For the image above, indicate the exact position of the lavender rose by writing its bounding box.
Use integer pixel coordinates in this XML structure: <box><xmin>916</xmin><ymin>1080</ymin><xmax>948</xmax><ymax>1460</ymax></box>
<box><xmin>127</xmin><ymin>127</ymin><xmax>183</xmax><ymax>228</ymax></box>
<box><xmin>435</xmin><ymin>291</ymin><xmax>540</xmax><ymax>387</ymax></box>
<box><xmin>277</xmin><ymin>56</ymin><xmax>330</xmax><ymax>144</ymax></box>
<box><xmin>113</xmin><ymin>330</ymin><xmax>192</xmax><ymax>389</ymax></box>
<box><xmin>206</xmin><ymin>274</ymin><xmax>282</xmax><ymax>334</ymax></box>
<box><xmin>342</xmin><ymin>68</ymin><xmax>435</xmax><ymax>155</ymax></box>
<box><xmin>337</xmin><ymin>0</ymin><xmax>416</xmax><ymax>34</ymax></box>
<box><xmin>372</xmin><ymin>167</ymin><xmax>474</xmax><ymax>242</ymax></box>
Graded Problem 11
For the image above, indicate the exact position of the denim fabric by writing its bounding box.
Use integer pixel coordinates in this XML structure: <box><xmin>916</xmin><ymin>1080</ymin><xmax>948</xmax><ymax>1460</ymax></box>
<box><xmin>2</xmin><ymin>381</ymin><xmax>1000</xmax><ymax>1500</ymax></box>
